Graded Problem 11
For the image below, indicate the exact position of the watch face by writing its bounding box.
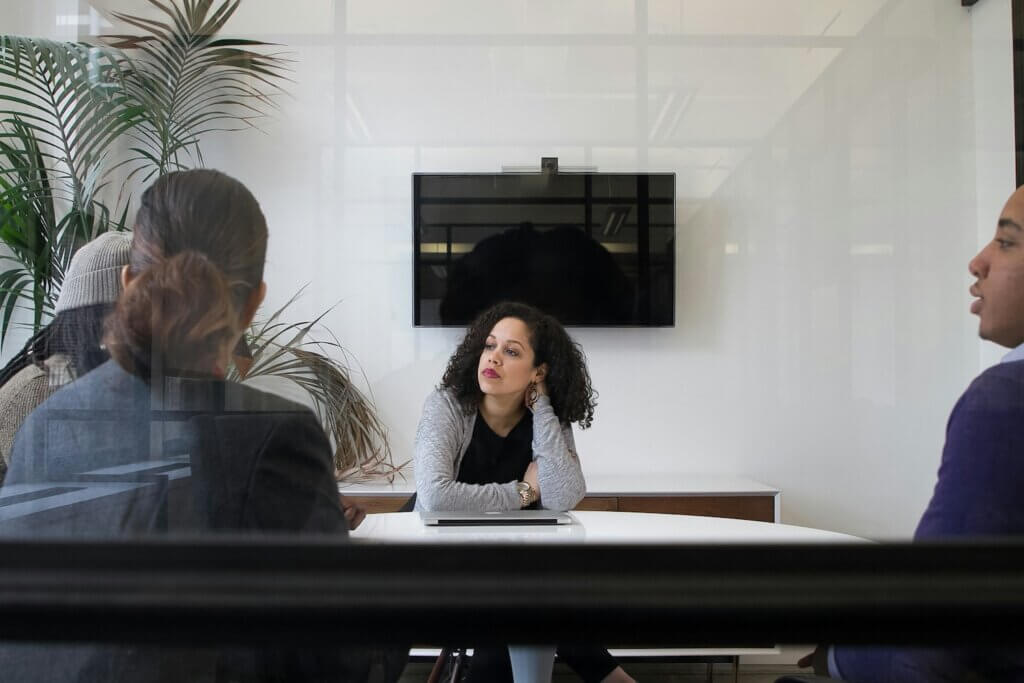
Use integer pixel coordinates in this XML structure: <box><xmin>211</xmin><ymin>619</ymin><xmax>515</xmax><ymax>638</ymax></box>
<box><xmin>516</xmin><ymin>482</ymin><xmax>530</xmax><ymax>506</ymax></box>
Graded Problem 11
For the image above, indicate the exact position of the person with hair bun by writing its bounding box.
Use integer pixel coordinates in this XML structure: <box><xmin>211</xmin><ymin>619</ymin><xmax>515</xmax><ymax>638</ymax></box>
<box><xmin>413</xmin><ymin>301</ymin><xmax>634</xmax><ymax>683</ymax></box>
<box><xmin>1</xmin><ymin>169</ymin><xmax>403</xmax><ymax>682</ymax></box>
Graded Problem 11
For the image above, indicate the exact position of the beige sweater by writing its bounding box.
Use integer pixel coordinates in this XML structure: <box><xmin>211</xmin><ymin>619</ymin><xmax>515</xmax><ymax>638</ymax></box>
<box><xmin>0</xmin><ymin>355</ymin><xmax>74</xmax><ymax>482</ymax></box>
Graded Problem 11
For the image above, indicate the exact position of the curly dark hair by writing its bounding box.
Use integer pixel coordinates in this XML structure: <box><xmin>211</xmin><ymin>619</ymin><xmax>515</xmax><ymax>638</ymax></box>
<box><xmin>440</xmin><ymin>301</ymin><xmax>597</xmax><ymax>428</ymax></box>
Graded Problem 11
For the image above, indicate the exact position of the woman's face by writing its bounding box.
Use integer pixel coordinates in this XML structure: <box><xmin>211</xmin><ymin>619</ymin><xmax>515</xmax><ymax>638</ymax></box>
<box><xmin>477</xmin><ymin>317</ymin><xmax>543</xmax><ymax>398</ymax></box>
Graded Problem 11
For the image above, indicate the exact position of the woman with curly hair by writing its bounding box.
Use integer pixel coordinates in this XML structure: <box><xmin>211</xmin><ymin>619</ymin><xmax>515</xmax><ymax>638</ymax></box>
<box><xmin>413</xmin><ymin>301</ymin><xmax>634</xmax><ymax>683</ymax></box>
<box><xmin>415</xmin><ymin>301</ymin><xmax>593</xmax><ymax>513</ymax></box>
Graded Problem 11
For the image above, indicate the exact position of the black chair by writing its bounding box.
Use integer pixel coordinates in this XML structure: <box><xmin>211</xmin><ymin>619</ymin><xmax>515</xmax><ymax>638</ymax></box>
<box><xmin>426</xmin><ymin>647</ymin><xmax>466</xmax><ymax>683</ymax></box>
<box><xmin>401</xmin><ymin>491</ymin><xmax>472</xmax><ymax>681</ymax></box>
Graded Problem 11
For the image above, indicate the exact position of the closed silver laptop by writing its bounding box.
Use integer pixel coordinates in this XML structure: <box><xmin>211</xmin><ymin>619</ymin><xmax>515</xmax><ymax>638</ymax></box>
<box><xmin>419</xmin><ymin>509</ymin><xmax>574</xmax><ymax>526</ymax></box>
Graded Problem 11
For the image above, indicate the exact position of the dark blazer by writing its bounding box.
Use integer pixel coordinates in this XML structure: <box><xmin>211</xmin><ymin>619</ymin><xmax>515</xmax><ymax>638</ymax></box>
<box><xmin>6</xmin><ymin>359</ymin><xmax>344</xmax><ymax>529</ymax></box>
<box><xmin>0</xmin><ymin>359</ymin><xmax>405</xmax><ymax>682</ymax></box>
<box><xmin>833</xmin><ymin>360</ymin><xmax>1024</xmax><ymax>682</ymax></box>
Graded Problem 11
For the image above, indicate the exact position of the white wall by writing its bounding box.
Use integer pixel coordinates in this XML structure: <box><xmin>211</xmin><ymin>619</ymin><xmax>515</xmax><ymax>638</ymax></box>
<box><xmin>7</xmin><ymin>0</ymin><xmax>80</xmax><ymax>38</ymax></box>
<box><xmin>673</xmin><ymin>0</ymin><xmax>1001</xmax><ymax>539</ymax></box>
<box><xmin>972</xmin><ymin>0</ymin><xmax>1018</xmax><ymax>369</ymax></box>
<box><xmin>8</xmin><ymin>0</ymin><xmax>1014</xmax><ymax>539</ymax></box>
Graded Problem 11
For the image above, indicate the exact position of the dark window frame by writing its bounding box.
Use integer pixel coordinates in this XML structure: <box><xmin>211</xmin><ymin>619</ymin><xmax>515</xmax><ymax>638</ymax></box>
<box><xmin>0</xmin><ymin>538</ymin><xmax>1023</xmax><ymax>647</ymax></box>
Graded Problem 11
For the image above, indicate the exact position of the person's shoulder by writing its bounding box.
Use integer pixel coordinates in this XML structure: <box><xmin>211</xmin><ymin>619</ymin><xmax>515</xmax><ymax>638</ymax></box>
<box><xmin>961</xmin><ymin>360</ymin><xmax>1024</xmax><ymax>413</ymax></box>
<box><xmin>943</xmin><ymin>360</ymin><xmax>1024</xmax><ymax>449</ymax></box>
<box><xmin>26</xmin><ymin>359</ymin><xmax>130</xmax><ymax>414</ymax></box>
<box><xmin>422</xmin><ymin>386</ymin><xmax>467</xmax><ymax>417</ymax></box>
<box><xmin>0</xmin><ymin>363</ymin><xmax>47</xmax><ymax>405</ymax></box>
<box><xmin>425</xmin><ymin>386</ymin><xmax>457</xmax><ymax>405</ymax></box>
<box><xmin>9</xmin><ymin>361</ymin><xmax>135</xmax><ymax>476</ymax></box>
<box><xmin>0</xmin><ymin>365</ymin><xmax>50</xmax><ymax>451</ymax></box>
<box><xmin>188</xmin><ymin>383</ymin><xmax>329</xmax><ymax>465</ymax></box>
<box><xmin>224</xmin><ymin>380</ymin><xmax>316</xmax><ymax>416</ymax></box>
<box><xmin>975</xmin><ymin>358</ymin><xmax>1024</xmax><ymax>382</ymax></box>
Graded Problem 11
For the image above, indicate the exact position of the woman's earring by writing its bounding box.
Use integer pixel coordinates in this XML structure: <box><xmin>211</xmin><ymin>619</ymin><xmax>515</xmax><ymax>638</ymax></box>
<box><xmin>527</xmin><ymin>381</ymin><xmax>539</xmax><ymax>409</ymax></box>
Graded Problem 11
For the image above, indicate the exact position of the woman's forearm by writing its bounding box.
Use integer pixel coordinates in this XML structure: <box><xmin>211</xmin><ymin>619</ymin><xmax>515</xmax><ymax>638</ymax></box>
<box><xmin>530</xmin><ymin>396</ymin><xmax>586</xmax><ymax>511</ymax></box>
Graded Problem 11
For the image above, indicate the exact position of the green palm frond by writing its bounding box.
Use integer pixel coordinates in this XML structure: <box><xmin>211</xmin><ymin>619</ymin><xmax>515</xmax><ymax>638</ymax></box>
<box><xmin>0</xmin><ymin>119</ymin><xmax>62</xmax><ymax>342</ymax></box>
<box><xmin>232</xmin><ymin>292</ymin><xmax>405</xmax><ymax>483</ymax></box>
<box><xmin>0</xmin><ymin>37</ymin><xmax>138</xmax><ymax>345</ymax></box>
<box><xmin>0</xmin><ymin>119</ymin><xmax>132</xmax><ymax>346</ymax></box>
<box><xmin>0</xmin><ymin>1</ymin><xmax>289</xmax><ymax>353</ymax></box>
<box><xmin>0</xmin><ymin>35</ymin><xmax>140</xmax><ymax>211</ymax></box>
<box><xmin>103</xmin><ymin>0</ymin><xmax>290</xmax><ymax>179</ymax></box>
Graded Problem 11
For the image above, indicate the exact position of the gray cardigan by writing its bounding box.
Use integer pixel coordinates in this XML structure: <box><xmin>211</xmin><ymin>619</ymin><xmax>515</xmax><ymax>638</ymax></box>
<box><xmin>413</xmin><ymin>388</ymin><xmax>586</xmax><ymax>512</ymax></box>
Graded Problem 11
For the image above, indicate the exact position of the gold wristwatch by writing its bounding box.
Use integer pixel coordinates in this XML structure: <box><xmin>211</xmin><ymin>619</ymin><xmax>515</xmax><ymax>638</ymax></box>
<box><xmin>516</xmin><ymin>481</ymin><xmax>536</xmax><ymax>507</ymax></box>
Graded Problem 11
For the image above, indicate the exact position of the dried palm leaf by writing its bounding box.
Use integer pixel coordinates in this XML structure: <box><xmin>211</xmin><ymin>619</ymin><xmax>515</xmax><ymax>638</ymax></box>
<box><xmin>230</xmin><ymin>291</ymin><xmax>406</xmax><ymax>483</ymax></box>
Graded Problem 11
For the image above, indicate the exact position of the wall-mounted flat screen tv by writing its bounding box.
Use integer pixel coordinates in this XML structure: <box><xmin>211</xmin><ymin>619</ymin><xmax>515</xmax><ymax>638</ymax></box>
<box><xmin>413</xmin><ymin>172</ymin><xmax>675</xmax><ymax>327</ymax></box>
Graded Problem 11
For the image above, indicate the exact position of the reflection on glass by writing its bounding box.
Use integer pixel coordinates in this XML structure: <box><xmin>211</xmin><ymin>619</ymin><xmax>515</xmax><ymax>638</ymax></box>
<box><xmin>414</xmin><ymin>173</ymin><xmax>675</xmax><ymax>326</ymax></box>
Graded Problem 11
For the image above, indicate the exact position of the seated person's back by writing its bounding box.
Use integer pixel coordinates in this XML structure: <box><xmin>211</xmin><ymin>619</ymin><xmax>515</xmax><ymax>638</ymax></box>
<box><xmin>0</xmin><ymin>169</ymin><xmax>405</xmax><ymax>683</ymax></box>
<box><xmin>5</xmin><ymin>358</ymin><xmax>344</xmax><ymax>536</ymax></box>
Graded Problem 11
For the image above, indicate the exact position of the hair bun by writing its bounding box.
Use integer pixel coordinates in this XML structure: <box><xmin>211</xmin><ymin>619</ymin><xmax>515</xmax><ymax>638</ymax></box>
<box><xmin>105</xmin><ymin>250</ymin><xmax>239</xmax><ymax>374</ymax></box>
<box><xmin>103</xmin><ymin>169</ymin><xmax>268</xmax><ymax>377</ymax></box>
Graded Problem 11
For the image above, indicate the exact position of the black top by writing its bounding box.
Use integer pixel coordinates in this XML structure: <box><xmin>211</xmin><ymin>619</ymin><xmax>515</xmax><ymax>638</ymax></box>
<box><xmin>456</xmin><ymin>409</ymin><xmax>617</xmax><ymax>681</ymax></box>
<box><xmin>457</xmin><ymin>410</ymin><xmax>534</xmax><ymax>490</ymax></box>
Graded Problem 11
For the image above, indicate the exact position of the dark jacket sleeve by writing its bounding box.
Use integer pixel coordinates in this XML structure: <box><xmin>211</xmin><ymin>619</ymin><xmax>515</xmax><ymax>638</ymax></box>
<box><xmin>245</xmin><ymin>411</ymin><xmax>347</xmax><ymax>534</ymax></box>
<box><xmin>193</xmin><ymin>410</ymin><xmax>408</xmax><ymax>682</ymax></box>
<box><xmin>187</xmin><ymin>410</ymin><xmax>346</xmax><ymax>534</ymax></box>
<box><xmin>833</xmin><ymin>366</ymin><xmax>1024</xmax><ymax>682</ymax></box>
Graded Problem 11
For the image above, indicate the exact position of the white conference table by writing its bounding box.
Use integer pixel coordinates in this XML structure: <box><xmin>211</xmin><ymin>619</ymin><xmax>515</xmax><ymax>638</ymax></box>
<box><xmin>352</xmin><ymin>510</ymin><xmax>864</xmax><ymax>680</ymax></box>
<box><xmin>350</xmin><ymin>510</ymin><xmax>865</xmax><ymax>544</ymax></box>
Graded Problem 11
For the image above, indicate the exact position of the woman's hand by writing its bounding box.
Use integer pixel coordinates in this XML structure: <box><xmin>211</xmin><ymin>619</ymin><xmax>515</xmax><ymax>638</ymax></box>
<box><xmin>339</xmin><ymin>494</ymin><xmax>367</xmax><ymax>530</ymax></box>
<box><xmin>525</xmin><ymin>379</ymin><xmax>548</xmax><ymax>411</ymax></box>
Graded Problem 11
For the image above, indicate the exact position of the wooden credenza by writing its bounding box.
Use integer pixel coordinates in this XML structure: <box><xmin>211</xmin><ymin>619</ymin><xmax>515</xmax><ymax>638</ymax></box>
<box><xmin>339</xmin><ymin>473</ymin><xmax>779</xmax><ymax>523</ymax></box>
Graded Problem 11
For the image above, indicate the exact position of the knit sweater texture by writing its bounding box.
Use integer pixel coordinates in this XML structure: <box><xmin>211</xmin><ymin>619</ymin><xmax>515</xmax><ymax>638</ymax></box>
<box><xmin>413</xmin><ymin>388</ymin><xmax>586</xmax><ymax>512</ymax></box>
<box><xmin>0</xmin><ymin>355</ymin><xmax>73</xmax><ymax>480</ymax></box>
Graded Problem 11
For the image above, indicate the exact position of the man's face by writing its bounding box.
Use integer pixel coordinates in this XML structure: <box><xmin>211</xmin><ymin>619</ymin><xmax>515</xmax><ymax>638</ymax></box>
<box><xmin>969</xmin><ymin>188</ymin><xmax>1024</xmax><ymax>348</ymax></box>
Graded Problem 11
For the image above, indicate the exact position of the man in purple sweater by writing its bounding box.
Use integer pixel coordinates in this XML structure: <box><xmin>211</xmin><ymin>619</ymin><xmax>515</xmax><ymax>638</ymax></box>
<box><xmin>798</xmin><ymin>186</ymin><xmax>1024</xmax><ymax>682</ymax></box>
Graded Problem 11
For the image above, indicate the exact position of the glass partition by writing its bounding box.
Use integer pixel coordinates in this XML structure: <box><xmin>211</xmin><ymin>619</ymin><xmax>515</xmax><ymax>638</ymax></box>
<box><xmin>1</xmin><ymin>1</ymin><xmax>1021</xmax><ymax>681</ymax></box>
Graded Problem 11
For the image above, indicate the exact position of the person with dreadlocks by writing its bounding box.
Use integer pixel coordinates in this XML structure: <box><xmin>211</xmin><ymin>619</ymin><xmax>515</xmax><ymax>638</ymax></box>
<box><xmin>0</xmin><ymin>232</ymin><xmax>131</xmax><ymax>481</ymax></box>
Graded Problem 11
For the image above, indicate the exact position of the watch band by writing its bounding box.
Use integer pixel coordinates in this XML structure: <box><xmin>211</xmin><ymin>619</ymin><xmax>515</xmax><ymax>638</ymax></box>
<box><xmin>516</xmin><ymin>481</ymin><xmax>535</xmax><ymax>507</ymax></box>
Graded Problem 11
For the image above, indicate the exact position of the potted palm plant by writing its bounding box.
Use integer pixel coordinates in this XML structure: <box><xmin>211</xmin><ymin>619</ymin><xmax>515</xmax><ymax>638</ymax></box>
<box><xmin>0</xmin><ymin>0</ymin><xmax>400</xmax><ymax>480</ymax></box>
<box><xmin>0</xmin><ymin>0</ymin><xmax>288</xmax><ymax>342</ymax></box>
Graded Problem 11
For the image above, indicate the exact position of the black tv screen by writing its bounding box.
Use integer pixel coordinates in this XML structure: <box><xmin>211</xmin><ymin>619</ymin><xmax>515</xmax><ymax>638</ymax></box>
<box><xmin>413</xmin><ymin>172</ymin><xmax>675</xmax><ymax>327</ymax></box>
